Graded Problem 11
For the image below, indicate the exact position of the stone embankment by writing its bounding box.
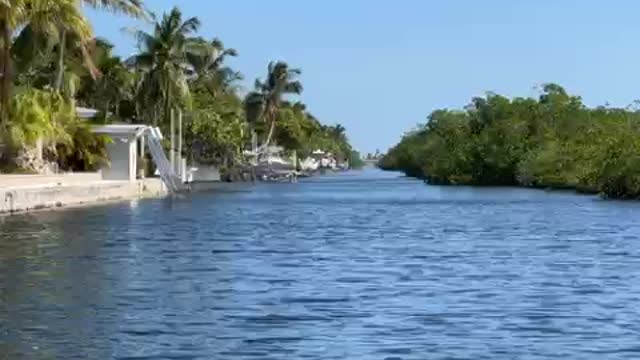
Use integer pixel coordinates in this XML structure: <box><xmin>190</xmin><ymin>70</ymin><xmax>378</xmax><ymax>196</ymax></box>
<box><xmin>0</xmin><ymin>173</ymin><xmax>166</xmax><ymax>215</ymax></box>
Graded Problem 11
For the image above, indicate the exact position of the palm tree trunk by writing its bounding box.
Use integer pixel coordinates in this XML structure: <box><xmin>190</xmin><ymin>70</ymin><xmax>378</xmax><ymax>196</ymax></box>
<box><xmin>260</xmin><ymin>98</ymin><xmax>281</xmax><ymax>151</ymax></box>
<box><xmin>152</xmin><ymin>106</ymin><xmax>157</xmax><ymax>126</ymax></box>
<box><xmin>170</xmin><ymin>107</ymin><xmax>175</xmax><ymax>172</ymax></box>
<box><xmin>54</xmin><ymin>29</ymin><xmax>67</xmax><ymax>92</ymax></box>
<box><xmin>177</xmin><ymin>108</ymin><xmax>182</xmax><ymax>173</ymax></box>
<box><xmin>263</xmin><ymin>117</ymin><xmax>276</xmax><ymax>149</ymax></box>
<box><xmin>163</xmin><ymin>80</ymin><xmax>172</xmax><ymax>126</ymax></box>
<box><xmin>104</xmin><ymin>101</ymin><xmax>110</xmax><ymax>121</ymax></box>
<box><xmin>0</xmin><ymin>17</ymin><xmax>12</xmax><ymax>125</ymax></box>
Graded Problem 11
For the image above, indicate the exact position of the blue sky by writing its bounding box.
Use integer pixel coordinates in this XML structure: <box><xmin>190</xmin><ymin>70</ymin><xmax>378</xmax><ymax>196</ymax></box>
<box><xmin>86</xmin><ymin>0</ymin><xmax>640</xmax><ymax>153</ymax></box>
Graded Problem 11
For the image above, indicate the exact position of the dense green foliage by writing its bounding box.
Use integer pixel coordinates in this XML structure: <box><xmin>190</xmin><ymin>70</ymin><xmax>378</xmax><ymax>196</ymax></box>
<box><xmin>0</xmin><ymin>1</ymin><xmax>359</xmax><ymax>173</ymax></box>
<box><xmin>2</xmin><ymin>87</ymin><xmax>109</xmax><ymax>171</ymax></box>
<box><xmin>349</xmin><ymin>150</ymin><xmax>365</xmax><ymax>169</ymax></box>
<box><xmin>380</xmin><ymin>84</ymin><xmax>640</xmax><ymax>199</ymax></box>
<box><xmin>273</xmin><ymin>102</ymin><xmax>355</xmax><ymax>162</ymax></box>
<box><xmin>0</xmin><ymin>0</ymin><xmax>143</xmax><ymax>171</ymax></box>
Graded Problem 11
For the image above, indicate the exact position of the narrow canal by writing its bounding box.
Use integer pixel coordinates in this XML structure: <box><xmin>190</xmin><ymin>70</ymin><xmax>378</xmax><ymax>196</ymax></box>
<box><xmin>2</xmin><ymin>169</ymin><xmax>640</xmax><ymax>359</ymax></box>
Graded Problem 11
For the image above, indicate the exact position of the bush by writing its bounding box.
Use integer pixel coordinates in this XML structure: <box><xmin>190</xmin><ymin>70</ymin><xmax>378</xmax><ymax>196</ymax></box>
<box><xmin>1</xmin><ymin>88</ymin><xmax>109</xmax><ymax>173</ymax></box>
<box><xmin>381</xmin><ymin>84</ymin><xmax>640</xmax><ymax>198</ymax></box>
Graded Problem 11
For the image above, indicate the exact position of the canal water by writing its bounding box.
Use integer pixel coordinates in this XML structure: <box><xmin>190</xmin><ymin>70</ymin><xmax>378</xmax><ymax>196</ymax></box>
<box><xmin>2</xmin><ymin>169</ymin><xmax>640</xmax><ymax>359</ymax></box>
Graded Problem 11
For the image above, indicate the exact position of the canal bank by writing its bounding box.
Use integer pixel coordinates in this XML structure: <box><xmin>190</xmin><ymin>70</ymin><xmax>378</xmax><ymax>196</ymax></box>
<box><xmin>0</xmin><ymin>174</ymin><xmax>166</xmax><ymax>215</ymax></box>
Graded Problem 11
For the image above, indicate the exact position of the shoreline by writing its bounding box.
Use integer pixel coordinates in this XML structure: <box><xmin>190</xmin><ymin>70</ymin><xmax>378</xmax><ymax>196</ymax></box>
<box><xmin>383</xmin><ymin>170</ymin><xmax>611</xmax><ymax>198</ymax></box>
<box><xmin>0</xmin><ymin>167</ymin><xmax>360</xmax><ymax>216</ymax></box>
<box><xmin>0</xmin><ymin>177</ymin><xmax>167</xmax><ymax>215</ymax></box>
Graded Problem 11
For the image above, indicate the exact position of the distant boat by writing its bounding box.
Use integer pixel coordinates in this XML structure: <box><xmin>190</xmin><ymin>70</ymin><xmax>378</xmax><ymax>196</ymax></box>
<box><xmin>248</xmin><ymin>151</ymin><xmax>296</xmax><ymax>182</ymax></box>
<box><xmin>299</xmin><ymin>157</ymin><xmax>319</xmax><ymax>171</ymax></box>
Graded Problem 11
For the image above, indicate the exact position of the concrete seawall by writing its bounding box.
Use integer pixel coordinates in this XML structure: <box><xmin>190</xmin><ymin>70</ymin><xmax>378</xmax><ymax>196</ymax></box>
<box><xmin>0</xmin><ymin>174</ymin><xmax>166</xmax><ymax>214</ymax></box>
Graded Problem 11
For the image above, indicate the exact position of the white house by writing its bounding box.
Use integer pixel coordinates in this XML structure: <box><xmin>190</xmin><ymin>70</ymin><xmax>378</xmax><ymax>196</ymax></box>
<box><xmin>76</xmin><ymin>106</ymin><xmax>100</xmax><ymax>119</ymax></box>
<box><xmin>92</xmin><ymin>124</ymin><xmax>147</xmax><ymax>182</ymax></box>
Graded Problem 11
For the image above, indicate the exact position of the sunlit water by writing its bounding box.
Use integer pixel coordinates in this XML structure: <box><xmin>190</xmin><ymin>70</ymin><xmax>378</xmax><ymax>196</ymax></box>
<box><xmin>2</xmin><ymin>169</ymin><xmax>640</xmax><ymax>359</ymax></box>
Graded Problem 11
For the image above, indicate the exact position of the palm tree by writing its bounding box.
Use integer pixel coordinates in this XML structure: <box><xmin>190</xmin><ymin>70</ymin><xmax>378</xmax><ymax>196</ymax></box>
<box><xmin>93</xmin><ymin>56</ymin><xmax>133</xmax><ymax>119</ymax></box>
<box><xmin>186</xmin><ymin>37</ymin><xmax>240</xmax><ymax>98</ymax></box>
<box><xmin>53</xmin><ymin>0</ymin><xmax>146</xmax><ymax>94</ymax></box>
<box><xmin>330</xmin><ymin>124</ymin><xmax>351</xmax><ymax>159</ymax></box>
<box><xmin>80</xmin><ymin>0</ymin><xmax>145</xmax><ymax>17</ymax></box>
<box><xmin>131</xmin><ymin>6</ymin><xmax>200</xmax><ymax>126</ymax></box>
<box><xmin>0</xmin><ymin>0</ymin><xmax>26</xmax><ymax>124</ymax></box>
<box><xmin>332</xmin><ymin>124</ymin><xmax>346</xmax><ymax>139</ymax></box>
<box><xmin>187</xmin><ymin>38</ymin><xmax>237</xmax><ymax>79</ymax></box>
<box><xmin>247</xmin><ymin>61</ymin><xmax>303</xmax><ymax>151</ymax></box>
<box><xmin>0</xmin><ymin>0</ymin><xmax>92</xmax><ymax>124</ymax></box>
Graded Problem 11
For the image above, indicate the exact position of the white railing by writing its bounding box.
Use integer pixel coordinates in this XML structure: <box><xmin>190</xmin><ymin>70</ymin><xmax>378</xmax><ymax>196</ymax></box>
<box><xmin>144</xmin><ymin>127</ymin><xmax>187</xmax><ymax>193</ymax></box>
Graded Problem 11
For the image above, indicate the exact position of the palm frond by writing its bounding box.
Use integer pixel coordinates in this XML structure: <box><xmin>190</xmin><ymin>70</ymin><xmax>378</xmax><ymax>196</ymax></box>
<box><xmin>178</xmin><ymin>16</ymin><xmax>200</xmax><ymax>35</ymax></box>
<box><xmin>284</xmin><ymin>81</ymin><xmax>303</xmax><ymax>95</ymax></box>
<box><xmin>81</xmin><ymin>0</ymin><xmax>148</xmax><ymax>19</ymax></box>
<box><xmin>134</xmin><ymin>29</ymin><xmax>156</xmax><ymax>52</ymax></box>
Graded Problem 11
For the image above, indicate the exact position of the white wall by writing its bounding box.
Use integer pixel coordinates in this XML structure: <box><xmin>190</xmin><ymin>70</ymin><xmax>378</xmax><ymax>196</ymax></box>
<box><xmin>129</xmin><ymin>139</ymin><xmax>137</xmax><ymax>181</ymax></box>
<box><xmin>102</xmin><ymin>136</ymin><xmax>136</xmax><ymax>181</ymax></box>
<box><xmin>191</xmin><ymin>163</ymin><xmax>221</xmax><ymax>182</ymax></box>
<box><xmin>0</xmin><ymin>178</ymin><xmax>166</xmax><ymax>214</ymax></box>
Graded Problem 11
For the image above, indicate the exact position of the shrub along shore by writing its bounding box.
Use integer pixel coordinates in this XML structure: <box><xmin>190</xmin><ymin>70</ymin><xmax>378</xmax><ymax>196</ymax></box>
<box><xmin>380</xmin><ymin>84</ymin><xmax>640</xmax><ymax>199</ymax></box>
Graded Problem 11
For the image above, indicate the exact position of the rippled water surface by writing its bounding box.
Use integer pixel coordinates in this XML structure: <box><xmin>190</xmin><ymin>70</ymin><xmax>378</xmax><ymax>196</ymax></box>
<box><xmin>3</xmin><ymin>169</ymin><xmax>640</xmax><ymax>359</ymax></box>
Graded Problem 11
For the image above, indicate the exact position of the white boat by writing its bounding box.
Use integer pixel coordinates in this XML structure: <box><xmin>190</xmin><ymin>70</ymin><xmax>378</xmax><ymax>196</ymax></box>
<box><xmin>299</xmin><ymin>157</ymin><xmax>319</xmax><ymax>171</ymax></box>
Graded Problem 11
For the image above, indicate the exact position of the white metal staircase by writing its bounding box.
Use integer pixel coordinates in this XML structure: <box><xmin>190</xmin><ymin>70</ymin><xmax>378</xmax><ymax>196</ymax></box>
<box><xmin>144</xmin><ymin>127</ymin><xmax>187</xmax><ymax>193</ymax></box>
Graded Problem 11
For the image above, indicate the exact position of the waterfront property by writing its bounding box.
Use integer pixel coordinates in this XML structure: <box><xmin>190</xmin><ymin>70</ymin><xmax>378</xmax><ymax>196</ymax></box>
<box><xmin>0</xmin><ymin>173</ymin><xmax>164</xmax><ymax>214</ymax></box>
<box><xmin>0</xmin><ymin>2</ymin><xmax>360</xmax><ymax>211</ymax></box>
<box><xmin>92</xmin><ymin>124</ymin><xmax>149</xmax><ymax>182</ymax></box>
<box><xmin>0</xmin><ymin>123</ymin><xmax>177</xmax><ymax>214</ymax></box>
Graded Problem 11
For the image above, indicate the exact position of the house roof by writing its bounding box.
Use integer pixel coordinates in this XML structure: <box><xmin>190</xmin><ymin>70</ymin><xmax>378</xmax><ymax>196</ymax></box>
<box><xmin>92</xmin><ymin>124</ymin><xmax>148</xmax><ymax>137</ymax></box>
<box><xmin>76</xmin><ymin>106</ymin><xmax>99</xmax><ymax>119</ymax></box>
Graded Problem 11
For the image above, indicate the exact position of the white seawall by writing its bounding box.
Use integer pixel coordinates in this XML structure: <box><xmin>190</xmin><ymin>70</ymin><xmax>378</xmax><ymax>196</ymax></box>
<box><xmin>0</xmin><ymin>174</ymin><xmax>166</xmax><ymax>214</ymax></box>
